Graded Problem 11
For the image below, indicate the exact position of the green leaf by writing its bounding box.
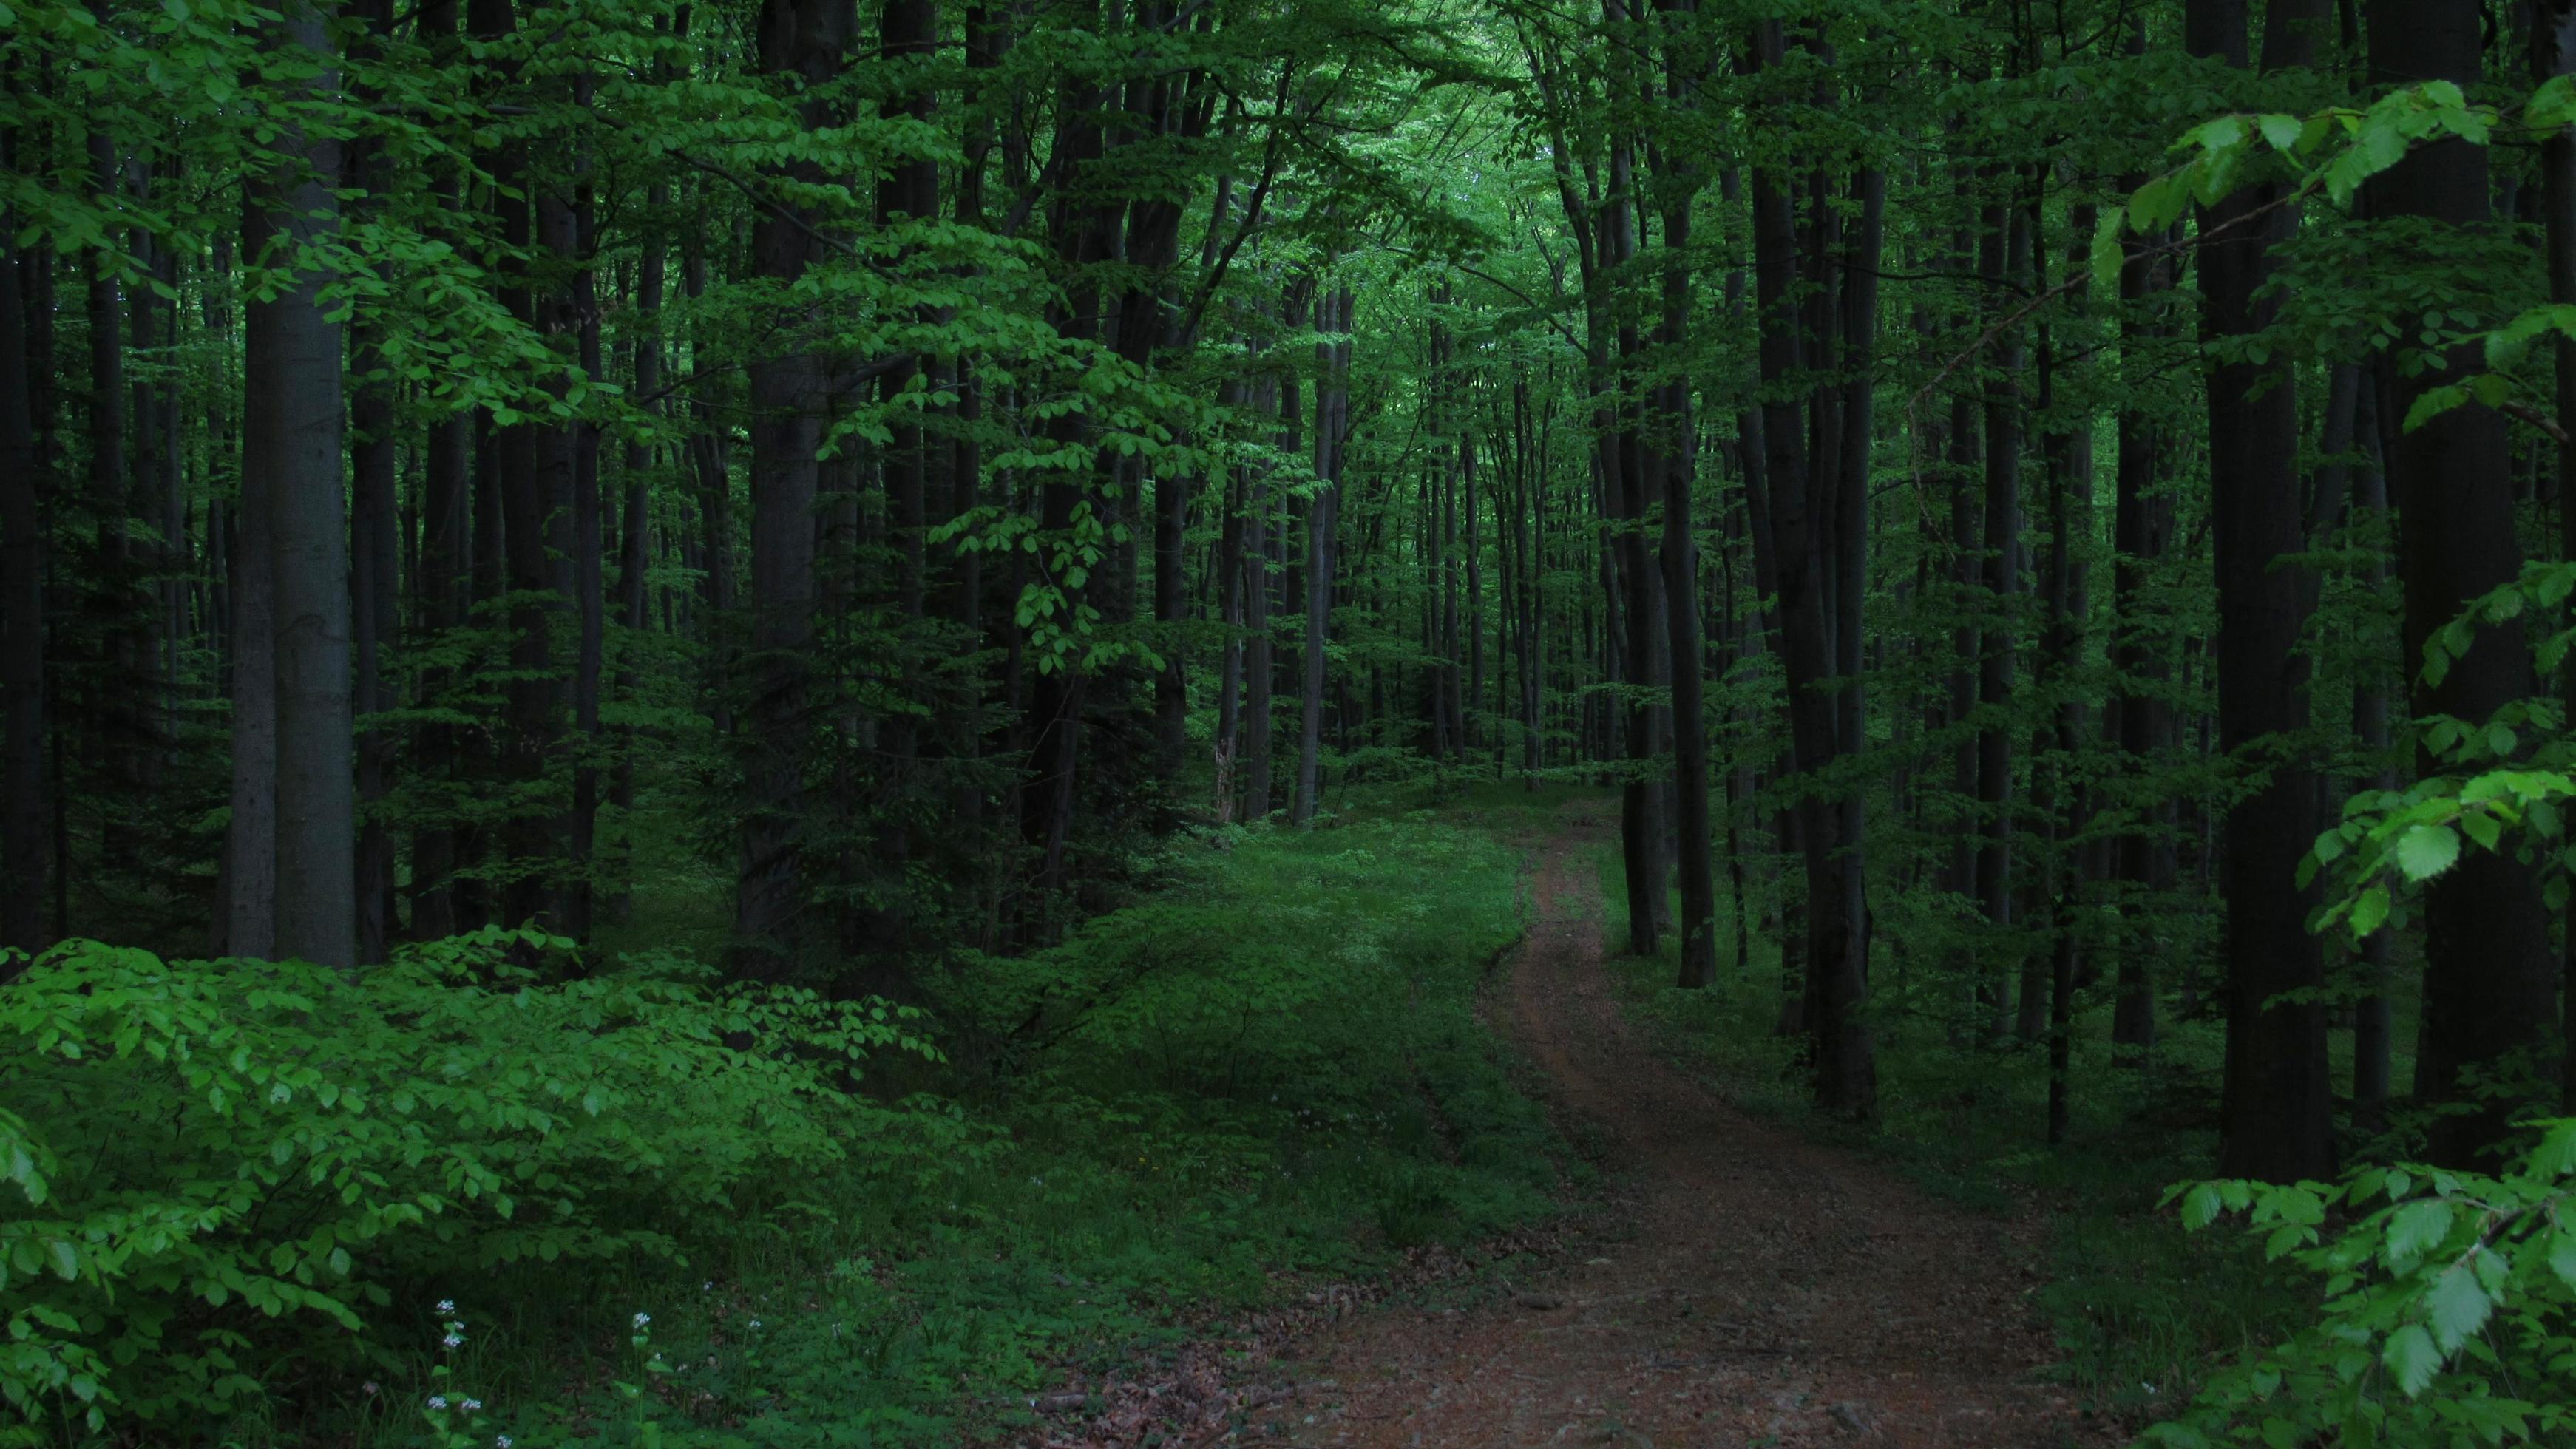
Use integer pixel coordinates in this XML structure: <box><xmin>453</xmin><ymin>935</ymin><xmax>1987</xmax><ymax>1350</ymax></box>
<box><xmin>2403</xmin><ymin>384</ymin><xmax>2471</xmax><ymax>434</ymax></box>
<box><xmin>2534</xmin><ymin>1120</ymin><xmax>2576</xmax><ymax>1176</ymax></box>
<box><xmin>2181</xmin><ymin>1182</ymin><xmax>2226</xmax><ymax>1229</ymax></box>
<box><xmin>2383</xmin><ymin>1323</ymin><xmax>2441</xmax><ymax>1397</ymax></box>
<box><xmin>2090</xmin><ymin>210</ymin><xmax>2127</xmax><ymax>294</ymax></box>
<box><xmin>2387</xmin><ymin>1199</ymin><xmax>2455</xmax><ymax>1266</ymax></box>
<box><xmin>2350</xmin><ymin>883</ymin><xmax>2390</xmax><ymax>937</ymax></box>
<box><xmin>2392</xmin><ymin>825</ymin><xmax>2461</xmax><ymax>881</ymax></box>
<box><xmin>2425</xmin><ymin>1266</ymin><xmax>2490</xmax><ymax>1351</ymax></box>
<box><xmin>2547</xmin><ymin>1228</ymin><xmax>2576</xmax><ymax>1291</ymax></box>
<box><xmin>2257</xmin><ymin>113</ymin><xmax>2302</xmax><ymax>152</ymax></box>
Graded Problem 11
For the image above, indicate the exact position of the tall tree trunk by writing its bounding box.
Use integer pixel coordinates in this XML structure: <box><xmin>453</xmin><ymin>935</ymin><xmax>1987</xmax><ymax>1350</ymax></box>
<box><xmin>0</xmin><ymin>207</ymin><xmax>44</xmax><ymax>963</ymax></box>
<box><xmin>610</xmin><ymin>185</ymin><xmax>668</xmax><ymax>924</ymax></box>
<box><xmin>2190</xmin><ymin>0</ymin><xmax>2334</xmax><ymax>1187</ymax></box>
<box><xmin>2351</xmin><ymin>373</ymin><xmax>2397</xmax><ymax>1125</ymax></box>
<box><xmin>2109</xmin><ymin>99</ymin><xmax>2171</xmax><ymax>1054</ymax></box>
<box><xmin>1244</xmin><ymin>372</ymin><xmax>1275</xmax><ymax>819</ymax></box>
<box><xmin>1294</xmin><ymin>287</ymin><xmax>1349</xmax><ymax>827</ymax></box>
<box><xmin>1976</xmin><ymin>182</ymin><xmax>2027</xmax><ymax>1044</ymax></box>
<box><xmin>733</xmin><ymin>0</ymin><xmax>850</xmax><ymax>978</ymax></box>
<box><xmin>349</xmin><ymin>0</ymin><xmax>399</xmax><ymax>961</ymax></box>
<box><xmin>1650</xmin><ymin>44</ymin><xmax>1717</xmax><ymax>986</ymax></box>
<box><xmin>2537</xmin><ymin>0</ymin><xmax>2576</xmax><ymax>1115</ymax></box>
<box><xmin>1749</xmin><ymin>18</ymin><xmax>1871</xmax><ymax>1117</ymax></box>
<box><xmin>1215</xmin><ymin>382</ymin><xmax>1246</xmax><ymax>818</ymax></box>
<box><xmin>2370</xmin><ymin>0</ymin><xmax>2555</xmax><ymax>1167</ymax></box>
<box><xmin>253</xmin><ymin>0</ymin><xmax>355</xmax><ymax>968</ymax></box>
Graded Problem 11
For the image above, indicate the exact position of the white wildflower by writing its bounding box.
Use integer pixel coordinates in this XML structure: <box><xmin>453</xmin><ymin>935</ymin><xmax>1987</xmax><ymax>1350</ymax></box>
<box><xmin>444</xmin><ymin>1333</ymin><xmax>464</xmax><ymax>1348</ymax></box>
<box><xmin>436</xmin><ymin>1299</ymin><xmax>455</xmax><ymax>1314</ymax></box>
<box><xmin>749</xmin><ymin>1319</ymin><xmax>762</xmax><ymax>1330</ymax></box>
<box><xmin>428</xmin><ymin>1395</ymin><xmax>450</xmax><ymax>1411</ymax></box>
<box><xmin>462</xmin><ymin>1398</ymin><xmax>482</xmax><ymax>1411</ymax></box>
<box><xmin>497</xmin><ymin>1438</ymin><xmax>513</xmax><ymax>1449</ymax></box>
<box><xmin>632</xmin><ymin>1311</ymin><xmax>651</xmax><ymax>1328</ymax></box>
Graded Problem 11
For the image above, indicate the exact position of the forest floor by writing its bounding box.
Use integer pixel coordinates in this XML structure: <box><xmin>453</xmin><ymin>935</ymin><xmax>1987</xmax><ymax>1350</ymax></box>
<box><xmin>1051</xmin><ymin>802</ymin><xmax>2115</xmax><ymax>1448</ymax></box>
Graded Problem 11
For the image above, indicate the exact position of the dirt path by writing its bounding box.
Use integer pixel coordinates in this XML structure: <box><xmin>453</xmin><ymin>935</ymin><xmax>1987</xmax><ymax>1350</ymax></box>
<box><xmin>1266</xmin><ymin>808</ymin><xmax>2096</xmax><ymax>1448</ymax></box>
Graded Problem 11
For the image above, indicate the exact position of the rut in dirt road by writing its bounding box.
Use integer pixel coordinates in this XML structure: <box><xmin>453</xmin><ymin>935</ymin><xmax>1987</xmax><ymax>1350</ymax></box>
<box><xmin>1270</xmin><ymin>810</ymin><xmax>2099</xmax><ymax>1448</ymax></box>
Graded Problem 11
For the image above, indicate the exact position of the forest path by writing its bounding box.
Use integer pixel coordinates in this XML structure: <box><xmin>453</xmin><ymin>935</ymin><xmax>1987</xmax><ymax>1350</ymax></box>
<box><xmin>1264</xmin><ymin>804</ymin><xmax>2097</xmax><ymax>1448</ymax></box>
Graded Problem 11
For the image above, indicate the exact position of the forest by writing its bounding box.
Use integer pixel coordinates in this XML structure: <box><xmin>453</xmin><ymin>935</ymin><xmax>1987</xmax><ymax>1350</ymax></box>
<box><xmin>10</xmin><ymin>0</ymin><xmax>2576</xmax><ymax>1442</ymax></box>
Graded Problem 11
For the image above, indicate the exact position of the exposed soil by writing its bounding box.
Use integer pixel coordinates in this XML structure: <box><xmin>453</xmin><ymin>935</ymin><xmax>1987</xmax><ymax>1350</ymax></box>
<box><xmin>1030</xmin><ymin>807</ymin><xmax>2112</xmax><ymax>1448</ymax></box>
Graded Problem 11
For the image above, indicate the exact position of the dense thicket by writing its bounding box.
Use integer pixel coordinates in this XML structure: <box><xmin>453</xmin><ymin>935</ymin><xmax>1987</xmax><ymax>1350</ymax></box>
<box><xmin>16</xmin><ymin>0</ymin><xmax>2576</xmax><ymax>1438</ymax></box>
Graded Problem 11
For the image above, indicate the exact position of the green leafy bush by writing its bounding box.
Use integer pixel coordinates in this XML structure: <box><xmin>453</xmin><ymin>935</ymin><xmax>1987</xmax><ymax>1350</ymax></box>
<box><xmin>0</xmin><ymin>928</ymin><xmax>932</xmax><ymax>1444</ymax></box>
<box><xmin>2150</xmin><ymin>1121</ymin><xmax>2576</xmax><ymax>1446</ymax></box>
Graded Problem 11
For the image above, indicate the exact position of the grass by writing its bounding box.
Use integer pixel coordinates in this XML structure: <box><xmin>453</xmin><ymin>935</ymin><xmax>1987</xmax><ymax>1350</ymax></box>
<box><xmin>320</xmin><ymin>798</ymin><xmax>1578</xmax><ymax>1448</ymax></box>
<box><xmin>1587</xmin><ymin>821</ymin><xmax>2415</xmax><ymax>1436</ymax></box>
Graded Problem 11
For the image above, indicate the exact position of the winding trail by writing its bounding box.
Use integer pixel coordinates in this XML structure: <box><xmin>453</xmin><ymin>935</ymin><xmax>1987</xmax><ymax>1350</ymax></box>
<box><xmin>1270</xmin><ymin>807</ymin><xmax>2099</xmax><ymax>1448</ymax></box>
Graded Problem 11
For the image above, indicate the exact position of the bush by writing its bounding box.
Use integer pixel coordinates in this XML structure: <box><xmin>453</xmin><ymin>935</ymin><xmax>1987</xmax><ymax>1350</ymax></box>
<box><xmin>2150</xmin><ymin>1120</ymin><xmax>2576</xmax><ymax>1446</ymax></box>
<box><xmin>0</xmin><ymin>928</ymin><xmax>932</xmax><ymax>1444</ymax></box>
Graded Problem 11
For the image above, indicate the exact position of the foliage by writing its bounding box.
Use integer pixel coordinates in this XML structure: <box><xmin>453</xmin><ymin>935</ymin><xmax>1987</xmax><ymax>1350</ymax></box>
<box><xmin>0</xmin><ymin>929</ymin><xmax>934</xmax><ymax>1444</ymax></box>
<box><xmin>2305</xmin><ymin>560</ymin><xmax>2576</xmax><ymax>939</ymax></box>
<box><xmin>0</xmin><ymin>807</ymin><xmax>1565</xmax><ymax>1445</ymax></box>
<box><xmin>2145</xmin><ymin>1121</ymin><xmax>2576</xmax><ymax>1448</ymax></box>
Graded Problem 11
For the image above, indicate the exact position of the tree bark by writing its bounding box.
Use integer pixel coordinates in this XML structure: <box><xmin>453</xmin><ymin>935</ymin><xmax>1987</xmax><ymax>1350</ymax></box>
<box><xmin>2370</xmin><ymin>0</ymin><xmax>2557</xmax><ymax>1167</ymax></box>
<box><xmin>1294</xmin><ymin>287</ymin><xmax>1349</xmax><ymax>827</ymax></box>
<box><xmin>253</xmin><ymin>0</ymin><xmax>355</xmax><ymax>968</ymax></box>
<box><xmin>0</xmin><ymin>209</ymin><xmax>44</xmax><ymax>963</ymax></box>
<box><xmin>733</xmin><ymin>0</ymin><xmax>850</xmax><ymax>979</ymax></box>
<box><xmin>1749</xmin><ymin>18</ymin><xmax>1871</xmax><ymax>1116</ymax></box>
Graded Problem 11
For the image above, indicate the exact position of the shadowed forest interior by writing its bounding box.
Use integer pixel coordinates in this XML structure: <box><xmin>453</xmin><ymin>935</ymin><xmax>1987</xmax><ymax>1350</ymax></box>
<box><xmin>10</xmin><ymin>0</ymin><xmax>2576</xmax><ymax>1444</ymax></box>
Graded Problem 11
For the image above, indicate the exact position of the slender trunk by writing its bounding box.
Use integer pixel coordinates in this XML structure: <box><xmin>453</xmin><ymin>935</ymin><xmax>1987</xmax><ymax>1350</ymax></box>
<box><xmin>2109</xmin><ymin>106</ymin><xmax>2169</xmax><ymax>1053</ymax></box>
<box><xmin>0</xmin><ymin>209</ymin><xmax>44</xmax><ymax>962</ymax></box>
<box><xmin>1294</xmin><ymin>288</ymin><xmax>1349</xmax><ymax>826</ymax></box>
<box><xmin>1244</xmin><ymin>372</ymin><xmax>1275</xmax><ymax>819</ymax></box>
<box><xmin>610</xmin><ymin>186</ymin><xmax>667</xmax><ymax>923</ymax></box>
<box><xmin>565</xmin><ymin>204</ymin><xmax>603</xmax><ymax>944</ymax></box>
<box><xmin>1976</xmin><ymin>185</ymin><xmax>2027</xmax><ymax>1043</ymax></box>
<box><xmin>1215</xmin><ymin>382</ymin><xmax>1246</xmax><ymax>818</ymax></box>
<box><xmin>1654</xmin><ymin>126</ymin><xmax>1716</xmax><ymax>988</ymax></box>
<box><xmin>349</xmin><ymin>0</ymin><xmax>400</xmax><ymax>960</ymax></box>
<box><xmin>2352</xmin><ymin>373</ymin><xmax>2397</xmax><ymax>1125</ymax></box>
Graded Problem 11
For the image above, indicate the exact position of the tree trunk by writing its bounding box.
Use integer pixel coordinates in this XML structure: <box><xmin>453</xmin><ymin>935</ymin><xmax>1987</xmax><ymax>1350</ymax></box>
<box><xmin>1976</xmin><ymin>183</ymin><xmax>2026</xmax><ymax>1044</ymax></box>
<box><xmin>733</xmin><ymin>0</ymin><xmax>850</xmax><ymax>977</ymax></box>
<box><xmin>253</xmin><ymin>0</ymin><xmax>355</xmax><ymax>968</ymax></box>
<box><xmin>1749</xmin><ymin>18</ymin><xmax>1871</xmax><ymax>1116</ymax></box>
<box><xmin>0</xmin><ymin>211</ymin><xmax>44</xmax><ymax>963</ymax></box>
<box><xmin>1294</xmin><ymin>288</ymin><xmax>1349</xmax><ymax>827</ymax></box>
<box><xmin>2537</xmin><ymin>0</ymin><xmax>2576</xmax><ymax>1116</ymax></box>
<box><xmin>2370</xmin><ymin>0</ymin><xmax>2557</xmax><ymax>1167</ymax></box>
<box><xmin>1653</xmin><ymin>106</ymin><xmax>1716</xmax><ymax>988</ymax></box>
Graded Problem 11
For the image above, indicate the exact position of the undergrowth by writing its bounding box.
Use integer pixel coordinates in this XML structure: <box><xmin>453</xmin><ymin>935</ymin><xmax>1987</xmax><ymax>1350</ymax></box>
<box><xmin>0</xmin><ymin>806</ymin><xmax>1572</xmax><ymax>1447</ymax></box>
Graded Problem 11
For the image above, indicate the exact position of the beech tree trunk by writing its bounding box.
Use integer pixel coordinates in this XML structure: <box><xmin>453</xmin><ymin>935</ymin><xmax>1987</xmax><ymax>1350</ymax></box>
<box><xmin>732</xmin><ymin>0</ymin><xmax>849</xmax><ymax>979</ymax></box>
<box><xmin>2371</xmin><ymin>0</ymin><xmax>2559</xmax><ymax>1167</ymax></box>
<box><xmin>253</xmin><ymin>0</ymin><xmax>355</xmax><ymax>968</ymax></box>
<box><xmin>1749</xmin><ymin>18</ymin><xmax>1872</xmax><ymax>1117</ymax></box>
<box><xmin>0</xmin><ymin>213</ymin><xmax>43</xmax><ymax>963</ymax></box>
<box><xmin>1294</xmin><ymin>287</ymin><xmax>1350</xmax><ymax>827</ymax></box>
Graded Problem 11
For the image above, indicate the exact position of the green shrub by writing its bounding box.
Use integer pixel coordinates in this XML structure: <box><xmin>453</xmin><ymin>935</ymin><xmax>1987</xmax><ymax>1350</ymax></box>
<box><xmin>0</xmin><ymin>928</ymin><xmax>932</xmax><ymax>1444</ymax></box>
<box><xmin>2150</xmin><ymin>1120</ymin><xmax>2576</xmax><ymax>1446</ymax></box>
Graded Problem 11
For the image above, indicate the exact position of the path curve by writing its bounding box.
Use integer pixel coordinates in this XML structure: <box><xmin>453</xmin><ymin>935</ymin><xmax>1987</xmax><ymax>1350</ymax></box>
<box><xmin>1274</xmin><ymin>807</ymin><xmax>2098</xmax><ymax>1448</ymax></box>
